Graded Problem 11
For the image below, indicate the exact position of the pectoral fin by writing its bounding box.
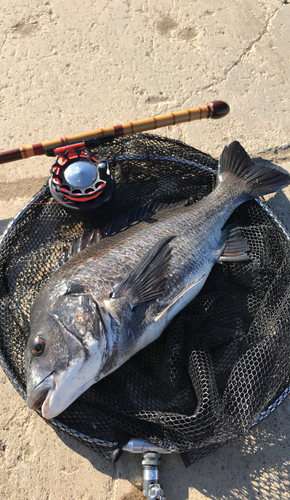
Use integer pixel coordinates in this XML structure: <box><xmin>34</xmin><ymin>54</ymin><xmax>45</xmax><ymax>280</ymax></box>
<box><xmin>111</xmin><ymin>235</ymin><xmax>175</xmax><ymax>308</ymax></box>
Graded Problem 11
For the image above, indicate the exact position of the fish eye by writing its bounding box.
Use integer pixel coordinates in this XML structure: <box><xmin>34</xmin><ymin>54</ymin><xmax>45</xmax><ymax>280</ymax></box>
<box><xmin>65</xmin><ymin>283</ymin><xmax>87</xmax><ymax>295</ymax></box>
<box><xmin>31</xmin><ymin>336</ymin><xmax>46</xmax><ymax>356</ymax></box>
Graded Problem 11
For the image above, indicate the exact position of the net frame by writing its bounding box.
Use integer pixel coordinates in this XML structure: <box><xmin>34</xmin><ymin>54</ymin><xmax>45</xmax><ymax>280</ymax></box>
<box><xmin>1</xmin><ymin>133</ymin><xmax>290</xmax><ymax>465</ymax></box>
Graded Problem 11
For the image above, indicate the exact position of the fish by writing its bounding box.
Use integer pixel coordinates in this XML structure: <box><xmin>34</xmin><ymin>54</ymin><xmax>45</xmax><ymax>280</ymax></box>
<box><xmin>25</xmin><ymin>141</ymin><xmax>290</xmax><ymax>419</ymax></box>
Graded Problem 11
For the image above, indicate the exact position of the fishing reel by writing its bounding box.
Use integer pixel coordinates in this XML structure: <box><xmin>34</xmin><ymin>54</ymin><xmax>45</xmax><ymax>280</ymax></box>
<box><xmin>49</xmin><ymin>144</ymin><xmax>114</xmax><ymax>211</ymax></box>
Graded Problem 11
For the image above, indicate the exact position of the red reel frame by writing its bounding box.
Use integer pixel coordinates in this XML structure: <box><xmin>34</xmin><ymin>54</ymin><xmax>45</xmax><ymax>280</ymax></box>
<box><xmin>49</xmin><ymin>146</ymin><xmax>114</xmax><ymax>211</ymax></box>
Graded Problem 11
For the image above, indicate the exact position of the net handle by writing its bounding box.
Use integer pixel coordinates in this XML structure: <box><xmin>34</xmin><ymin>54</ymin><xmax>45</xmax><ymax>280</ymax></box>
<box><xmin>0</xmin><ymin>101</ymin><xmax>229</xmax><ymax>165</ymax></box>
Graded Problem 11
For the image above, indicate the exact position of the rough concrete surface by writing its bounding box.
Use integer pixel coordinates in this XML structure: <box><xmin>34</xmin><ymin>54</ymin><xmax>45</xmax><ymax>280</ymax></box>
<box><xmin>0</xmin><ymin>0</ymin><xmax>290</xmax><ymax>499</ymax></box>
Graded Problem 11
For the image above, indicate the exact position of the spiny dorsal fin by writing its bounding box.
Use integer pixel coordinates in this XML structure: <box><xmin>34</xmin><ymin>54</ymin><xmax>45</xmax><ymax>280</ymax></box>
<box><xmin>56</xmin><ymin>201</ymin><xmax>185</xmax><ymax>268</ymax></box>
<box><xmin>220</xmin><ymin>224</ymin><xmax>251</xmax><ymax>262</ymax></box>
<box><xmin>101</xmin><ymin>200</ymin><xmax>186</xmax><ymax>237</ymax></box>
<box><xmin>110</xmin><ymin>235</ymin><xmax>175</xmax><ymax>308</ymax></box>
<box><xmin>56</xmin><ymin>229</ymin><xmax>102</xmax><ymax>269</ymax></box>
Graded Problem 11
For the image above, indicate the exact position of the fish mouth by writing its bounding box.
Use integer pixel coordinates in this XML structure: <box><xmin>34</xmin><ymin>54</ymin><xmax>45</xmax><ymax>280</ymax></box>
<box><xmin>29</xmin><ymin>317</ymin><xmax>87</xmax><ymax>419</ymax></box>
<box><xmin>26</xmin><ymin>373</ymin><xmax>54</xmax><ymax>413</ymax></box>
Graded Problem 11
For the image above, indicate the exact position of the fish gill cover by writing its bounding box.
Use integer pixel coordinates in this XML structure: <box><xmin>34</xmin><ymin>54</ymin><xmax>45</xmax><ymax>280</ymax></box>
<box><xmin>0</xmin><ymin>133</ymin><xmax>290</xmax><ymax>466</ymax></box>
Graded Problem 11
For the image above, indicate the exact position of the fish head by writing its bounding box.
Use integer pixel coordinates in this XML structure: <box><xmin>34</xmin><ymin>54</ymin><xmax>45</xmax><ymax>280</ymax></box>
<box><xmin>26</xmin><ymin>282</ymin><xmax>111</xmax><ymax>419</ymax></box>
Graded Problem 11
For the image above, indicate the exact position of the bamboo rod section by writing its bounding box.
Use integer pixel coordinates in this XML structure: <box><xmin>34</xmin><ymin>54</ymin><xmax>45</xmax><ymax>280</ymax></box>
<box><xmin>0</xmin><ymin>101</ymin><xmax>229</xmax><ymax>164</ymax></box>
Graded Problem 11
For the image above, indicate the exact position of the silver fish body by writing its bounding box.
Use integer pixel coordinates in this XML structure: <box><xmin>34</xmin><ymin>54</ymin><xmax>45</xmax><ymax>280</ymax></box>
<box><xmin>26</xmin><ymin>141</ymin><xmax>290</xmax><ymax>419</ymax></box>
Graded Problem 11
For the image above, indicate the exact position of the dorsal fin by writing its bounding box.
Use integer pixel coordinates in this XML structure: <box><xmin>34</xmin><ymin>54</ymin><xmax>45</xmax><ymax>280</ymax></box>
<box><xmin>55</xmin><ymin>200</ymin><xmax>186</xmax><ymax>269</ymax></box>
<box><xmin>56</xmin><ymin>229</ymin><xmax>102</xmax><ymax>269</ymax></box>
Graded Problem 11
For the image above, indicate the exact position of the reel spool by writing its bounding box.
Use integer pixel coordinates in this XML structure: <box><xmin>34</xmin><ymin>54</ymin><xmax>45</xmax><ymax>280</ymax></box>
<box><xmin>49</xmin><ymin>145</ymin><xmax>114</xmax><ymax>211</ymax></box>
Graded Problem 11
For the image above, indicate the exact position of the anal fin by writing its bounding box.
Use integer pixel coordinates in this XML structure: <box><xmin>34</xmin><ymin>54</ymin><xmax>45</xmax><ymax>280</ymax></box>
<box><xmin>220</xmin><ymin>224</ymin><xmax>251</xmax><ymax>262</ymax></box>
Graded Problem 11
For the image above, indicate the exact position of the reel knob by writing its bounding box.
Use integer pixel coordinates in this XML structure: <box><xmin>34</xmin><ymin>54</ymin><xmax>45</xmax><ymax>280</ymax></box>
<box><xmin>49</xmin><ymin>147</ymin><xmax>114</xmax><ymax>211</ymax></box>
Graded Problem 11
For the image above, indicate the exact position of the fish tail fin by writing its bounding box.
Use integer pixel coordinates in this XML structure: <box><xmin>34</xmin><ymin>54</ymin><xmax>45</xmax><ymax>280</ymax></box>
<box><xmin>218</xmin><ymin>141</ymin><xmax>290</xmax><ymax>197</ymax></box>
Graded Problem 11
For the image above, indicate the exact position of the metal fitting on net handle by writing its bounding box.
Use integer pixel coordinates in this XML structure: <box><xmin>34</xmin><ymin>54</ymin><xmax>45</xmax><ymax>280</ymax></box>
<box><xmin>142</xmin><ymin>452</ymin><xmax>166</xmax><ymax>499</ymax></box>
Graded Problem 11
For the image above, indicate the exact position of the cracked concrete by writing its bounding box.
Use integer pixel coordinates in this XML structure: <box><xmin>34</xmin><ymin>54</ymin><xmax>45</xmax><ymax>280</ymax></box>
<box><xmin>213</xmin><ymin>2</ymin><xmax>284</xmax><ymax>88</ymax></box>
<box><xmin>1</xmin><ymin>0</ymin><xmax>290</xmax><ymax>499</ymax></box>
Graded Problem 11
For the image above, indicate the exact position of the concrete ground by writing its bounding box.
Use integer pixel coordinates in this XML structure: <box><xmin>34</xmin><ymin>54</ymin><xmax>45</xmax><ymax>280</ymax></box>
<box><xmin>1</xmin><ymin>0</ymin><xmax>290</xmax><ymax>498</ymax></box>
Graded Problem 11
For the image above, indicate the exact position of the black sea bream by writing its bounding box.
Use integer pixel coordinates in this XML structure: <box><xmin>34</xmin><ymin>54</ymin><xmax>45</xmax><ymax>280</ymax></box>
<box><xmin>26</xmin><ymin>141</ymin><xmax>290</xmax><ymax>419</ymax></box>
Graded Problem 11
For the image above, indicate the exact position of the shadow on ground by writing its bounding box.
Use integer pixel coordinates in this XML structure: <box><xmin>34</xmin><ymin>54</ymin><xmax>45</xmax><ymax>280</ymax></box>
<box><xmin>52</xmin><ymin>397</ymin><xmax>290</xmax><ymax>500</ymax></box>
<box><xmin>0</xmin><ymin>218</ymin><xmax>12</xmax><ymax>238</ymax></box>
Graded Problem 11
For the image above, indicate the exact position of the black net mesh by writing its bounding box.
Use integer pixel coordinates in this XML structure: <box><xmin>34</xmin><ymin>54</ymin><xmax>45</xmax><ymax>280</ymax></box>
<box><xmin>0</xmin><ymin>133</ymin><xmax>290</xmax><ymax>466</ymax></box>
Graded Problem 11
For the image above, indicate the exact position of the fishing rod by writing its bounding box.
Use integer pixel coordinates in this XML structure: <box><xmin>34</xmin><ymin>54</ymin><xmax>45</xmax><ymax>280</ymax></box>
<box><xmin>0</xmin><ymin>100</ymin><xmax>229</xmax><ymax>211</ymax></box>
<box><xmin>0</xmin><ymin>101</ymin><xmax>229</xmax><ymax>164</ymax></box>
